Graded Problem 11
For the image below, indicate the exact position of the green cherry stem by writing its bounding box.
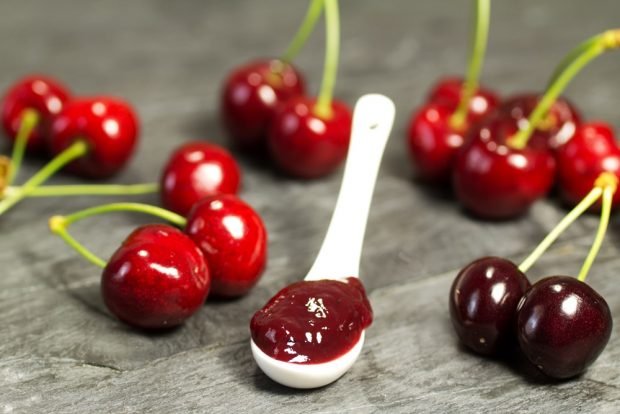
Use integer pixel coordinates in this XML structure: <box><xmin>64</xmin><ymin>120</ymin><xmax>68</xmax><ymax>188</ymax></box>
<box><xmin>281</xmin><ymin>0</ymin><xmax>324</xmax><ymax>63</ymax></box>
<box><xmin>314</xmin><ymin>0</ymin><xmax>340</xmax><ymax>119</ymax></box>
<box><xmin>7</xmin><ymin>108</ymin><xmax>40</xmax><ymax>185</ymax></box>
<box><xmin>4</xmin><ymin>182</ymin><xmax>159</xmax><ymax>198</ymax></box>
<box><xmin>518</xmin><ymin>172</ymin><xmax>617</xmax><ymax>273</ymax></box>
<box><xmin>0</xmin><ymin>140</ymin><xmax>88</xmax><ymax>216</ymax></box>
<box><xmin>509</xmin><ymin>29</ymin><xmax>620</xmax><ymax>149</ymax></box>
<box><xmin>49</xmin><ymin>202</ymin><xmax>187</xmax><ymax>268</ymax></box>
<box><xmin>577</xmin><ymin>181</ymin><xmax>617</xmax><ymax>282</ymax></box>
<box><xmin>449</xmin><ymin>0</ymin><xmax>491</xmax><ymax>129</ymax></box>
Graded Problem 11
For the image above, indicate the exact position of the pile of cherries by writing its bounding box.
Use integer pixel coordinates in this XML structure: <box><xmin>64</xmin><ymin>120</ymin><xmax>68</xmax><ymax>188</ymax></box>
<box><xmin>220</xmin><ymin>0</ymin><xmax>352</xmax><ymax>179</ymax></box>
<box><xmin>407</xmin><ymin>2</ymin><xmax>620</xmax><ymax>220</ymax></box>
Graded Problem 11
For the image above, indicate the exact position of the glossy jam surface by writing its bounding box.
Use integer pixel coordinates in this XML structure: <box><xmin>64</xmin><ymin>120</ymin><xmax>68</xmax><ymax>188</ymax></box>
<box><xmin>250</xmin><ymin>277</ymin><xmax>373</xmax><ymax>364</ymax></box>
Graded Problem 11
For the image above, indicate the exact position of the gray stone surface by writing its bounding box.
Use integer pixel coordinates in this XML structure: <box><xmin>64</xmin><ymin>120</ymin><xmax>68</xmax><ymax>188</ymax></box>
<box><xmin>1</xmin><ymin>0</ymin><xmax>619</xmax><ymax>412</ymax></box>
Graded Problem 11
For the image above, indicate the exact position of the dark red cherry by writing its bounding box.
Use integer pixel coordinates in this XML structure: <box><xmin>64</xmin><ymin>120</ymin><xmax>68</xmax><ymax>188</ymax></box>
<box><xmin>185</xmin><ymin>194</ymin><xmax>267</xmax><ymax>298</ymax></box>
<box><xmin>49</xmin><ymin>97</ymin><xmax>139</xmax><ymax>178</ymax></box>
<box><xmin>516</xmin><ymin>276</ymin><xmax>612</xmax><ymax>379</ymax></box>
<box><xmin>557</xmin><ymin>122</ymin><xmax>620</xmax><ymax>209</ymax></box>
<box><xmin>449</xmin><ymin>257</ymin><xmax>530</xmax><ymax>355</ymax></box>
<box><xmin>160</xmin><ymin>141</ymin><xmax>241</xmax><ymax>216</ymax></box>
<box><xmin>267</xmin><ymin>96</ymin><xmax>352</xmax><ymax>178</ymax></box>
<box><xmin>220</xmin><ymin>59</ymin><xmax>305</xmax><ymax>150</ymax></box>
<box><xmin>1</xmin><ymin>75</ymin><xmax>71</xmax><ymax>152</ymax></box>
<box><xmin>499</xmin><ymin>94</ymin><xmax>581</xmax><ymax>150</ymax></box>
<box><xmin>427</xmin><ymin>77</ymin><xmax>500</xmax><ymax>125</ymax></box>
<box><xmin>102</xmin><ymin>224</ymin><xmax>211</xmax><ymax>329</ymax></box>
<box><xmin>408</xmin><ymin>78</ymin><xmax>500</xmax><ymax>184</ymax></box>
<box><xmin>453</xmin><ymin>113</ymin><xmax>556</xmax><ymax>219</ymax></box>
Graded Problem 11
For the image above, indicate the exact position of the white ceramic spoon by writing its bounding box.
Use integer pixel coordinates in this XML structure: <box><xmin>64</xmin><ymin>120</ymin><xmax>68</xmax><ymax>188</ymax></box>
<box><xmin>251</xmin><ymin>93</ymin><xmax>395</xmax><ymax>389</ymax></box>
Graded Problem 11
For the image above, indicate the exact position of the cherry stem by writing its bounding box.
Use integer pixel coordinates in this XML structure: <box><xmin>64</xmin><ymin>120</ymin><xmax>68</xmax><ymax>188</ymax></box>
<box><xmin>49</xmin><ymin>202</ymin><xmax>187</xmax><ymax>268</ymax></box>
<box><xmin>3</xmin><ymin>182</ymin><xmax>159</xmax><ymax>198</ymax></box>
<box><xmin>577</xmin><ymin>180</ymin><xmax>617</xmax><ymax>282</ymax></box>
<box><xmin>314</xmin><ymin>0</ymin><xmax>340</xmax><ymax>119</ymax></box>
<box><xmin>449</xmin><ymin>0</ymin><xmax>491</xmax><ymax>130</ymax></box>
<box><xmin>0</xmin><ymin>140</ymin><xmax>89</xmax><ymax>216</ymax></box>
<box><xmin>509</xmin><ymin>29</ymin><xmax>620</xmax><ymax>149</ymax></box>
<box><xmin>281</xmin><ymin>0</ymin><xmax>324</xmax><ymax>63</ymax></box>
<box><xmin>518</xmin><ymin>172</ymin><xmax>618</xmax><ymax>273</ymax></box>
<box><xmin>7</xmin><ymin>108</ymin><xmax>39</xmax><ymax>185</ymax></box>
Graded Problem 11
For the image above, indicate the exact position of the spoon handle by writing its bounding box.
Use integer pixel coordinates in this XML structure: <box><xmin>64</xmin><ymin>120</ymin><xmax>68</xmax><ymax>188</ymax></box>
<box><xmin>305</xmin><ymin>94</ymin><xmax>395</xmax><ymax>281</ymax></box>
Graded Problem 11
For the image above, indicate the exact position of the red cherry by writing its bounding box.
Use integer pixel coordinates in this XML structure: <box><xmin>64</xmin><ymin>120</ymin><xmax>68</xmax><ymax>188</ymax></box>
<box><xmin>408</xmin><ymin>78</ymin><xmax>500</xmax><ymax>184</ymax></box>
<box><xmin>102</xmin><ymin>224</ymin><xmax>211</xmax><ymax>329</ymax></box>
<box><xmin>49</xmin><ymin>97</ymin><xmax>139</xmax><ymax>178</ymax></box>
<box><xmin>516</xmin><ymin>276</ymin><xmax>612</xmax><ymax>379</ymax></box>
<box><xmin>185</xmin><ymin>194</ymin><xmax>267</xmax><ymax>298</ymax></box>
<box><xmin>220</xmin><ymin>59</ymin><xmax>305</xmax><ymax>151</ymax></box>
<box><xmin>267</xmin><ymin>96</ymin><xmax>352</xmax><ymax>178</ymax></box>
<box><xmin>453</xmin><ymin>113</ymin><xmax>556</xmax><ymax>219</ymax></box>
<box><xmin>557</xmin><ymin>122</ymin><xmax>620</xmax><ymax>208</ymax></box>
<box><xmin>160</xmin><ymin>142</ymin><xmax>241</xmax><ymax>216</ymax></box>
<box><xmin>449</xmin><ymin>257</ymin><xmax>530</xmax><ymax>355</ymax></box>
<box><xmin>498</xmin><ymin>94</ymin><xmax>581</xmax><ymax>150</ymax></box>
<box><xmin>1</xmin><ymin>75</ymin><xmax>71</xmax><ymax>152</ymax></box>
<box><xmin>427</xmin><ymin>77</ymin><xmax>500</xmax><ymax>125</ymax></box>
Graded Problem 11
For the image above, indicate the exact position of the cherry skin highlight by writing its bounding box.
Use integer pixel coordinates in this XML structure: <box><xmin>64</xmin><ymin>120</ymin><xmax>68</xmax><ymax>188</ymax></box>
<box><xmin>102</xmin><ymin>224</ymin><xmax>211</xmax><ymax>330</ymax></box>
<box><xmin>408</xmin><ymin>78</ymin><xmax>500</xmax><ymax>184</ymax></box>
<box><xmin>268</xmin><ymin>96</ymin><xmax>352</xmax><ymax>179</ymax></box>
<box><xmin>556</xmin><ymin>122</ymin><xmax>620</xmax><ymax>209</ymax></box>
<box><xmin>427</xmin><ymin>77</ymin><xmax>500</xmax><ymax>125</ymax></box>
<box><xmin>449</xmin><ymin>257</ymin><xmax>530</xmax><ymax>355</ymax></box>
<box><xmin>453</xmin><ymin>113</ymin><xmax>556</xmax><ymax>219</ymax></box>
<box><xmin>220</xmin><ymin>59</ymin><xmax>306</xmax><ymax>151</ymax></box>
<box><xmin>1</xmin><ymin>75</ymin><xmax>71</xmax><ymax>152</ymax></box>
<box><xmin>185</xmin><ymin>194</ymin><xmax>267</xmax><ymax>298</ymax></box>
<box><xmin>49</xmin><ymin>97</ymin><xmax>139</xmax><ymax>178</ymax></box>
<box><xmin>251</xmin><ymin>277</ymin><xmax>372</xmax><ymax>364</ymax></box>
<box><xmin>516</xmin><ymin>276</ymin><xmax>612</xmax><ymax>379</ymax></box>
<box><xmin>498</xmin><ymin>94</ymin><xmax>581</xmax><ymax>150</ymax></box>
<box><xmin>160</xmin><ymin>142</ymin><xmax>241</xmax><ymax>216</ymax></box>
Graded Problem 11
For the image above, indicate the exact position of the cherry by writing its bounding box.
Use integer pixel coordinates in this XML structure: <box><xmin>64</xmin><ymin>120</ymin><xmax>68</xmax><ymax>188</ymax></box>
<box><xmin>453</xmin><ymin>113</ymin><xmax>556</xmax><ymax>219</ymax></box>
<box><xmin>516</xmin><ymin>276</ymin><xmax>612</xmax><ymax>379</ymax></box>
<box><xmin>185</xmin><ymin>194</ymin><xmax>267</xmax><ymax>298</ymax></box>
<box><xmin>427</xmin><ymin>77</ymin><xmax>500</xmax><ymax>125</ymax></box>
<box><xmin>407</xmin><ymin>85</ymin><xmax>500</xmax><ymax>184</ymax></box>
<box><xmin>449</xmin><ymin>256</ymin><xmax>530</xmax><ymax>355</ymax></box>
<box><xmin>48</xmin><ymin>97</ymin><xmax>139</xmax><ymax>178</ymax></box>
<box><xmin>220</xmin><ymin>59</ymin><xmax>305</xmax><ymax>151</ymax></box>
<box><xmin>498</xmin><ymin>94</ymin><xmax>581</xmax><ymax>150</ymax></box>
<box><xmin>1</xmin><ymin>75</ymin><xmax>71</xmax><ymax>152</ymax></box>
<box><xmin>160</xmin><ymin>141</ymin><xmax>241</xmax><ymax>216</ymax></box>
<box><xmin>557</xmin><ymin>122</ymin><xmax>620</xmax><ymax>209</ymax></box>
<box><xmin>267</xmin><ymin>96</ymin><xmax>352</xmax><ymax>178</ymax></box>
<box><xmin>102</xmin><ymin>224</ymin><xmax>211</xmax><ymax>329</ymax></box>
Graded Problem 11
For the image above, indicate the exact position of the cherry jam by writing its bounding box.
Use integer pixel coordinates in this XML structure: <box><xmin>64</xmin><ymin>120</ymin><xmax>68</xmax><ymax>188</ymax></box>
<box><xmin>250</xmin><ymin>277</ymin><xmax>373</xmax><ymax>364</ymax></box>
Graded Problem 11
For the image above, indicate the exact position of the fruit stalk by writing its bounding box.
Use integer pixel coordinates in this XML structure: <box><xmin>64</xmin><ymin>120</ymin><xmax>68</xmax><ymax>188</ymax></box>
<box><xmin>0</xmin><ymin>140</ymin><xmax>89</xmax><ymax>216</ymax></box>
<box><xmin>3</xmin><ymin>182</ymin><xmax>159</xmax><ymax>198</ymax></box>
<box><xmin>314</xmin><ymin>0</ymin><xmax>340</xmax><ymax>119</ymax></box>
<box><xmin>49</xmin><ymin>202</ymin><xmax>187</xmax><ymax>268</ymax></box>
<box><xmin>281</xmin><ymin>0</ymin><xmax>324</xmax><ymax>63</ymax></box>
<box><xmin>6</xmin><ymin>108</ymin><xmax>39</xmax><ymax>185</ymax></box>
<box><xmin>577</xmin><ymin>176</ymin><xmax>617</xmax><ymax>281</ymax></box>
<box><xmin>509</xmin><ymin>29</ymin><xmax>620</xmax><ymax>149</ymax></box>
<box><xmin>449</xmin><ymin>0</ymin><xmax>491</xmax><ymax>129</ymax></box>
<box><xmin>518</xmin><ymin>172</ymin><xmax>617</xmax><ymax>273</ymax></box>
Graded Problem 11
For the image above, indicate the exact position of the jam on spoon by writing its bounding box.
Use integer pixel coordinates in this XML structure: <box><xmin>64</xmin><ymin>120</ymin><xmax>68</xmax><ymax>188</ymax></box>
<box><xmin>250</xmin><ymin>93</ymin><xmax>395</xmax><ymax>388</ymax></box>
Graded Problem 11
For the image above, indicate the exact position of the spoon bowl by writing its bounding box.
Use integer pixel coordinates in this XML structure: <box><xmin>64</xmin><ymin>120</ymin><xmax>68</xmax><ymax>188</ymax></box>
<box><xmin>250</xmin><ymin>94</ymin><xmax>395</xmax><ymax>389</ymax></box>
